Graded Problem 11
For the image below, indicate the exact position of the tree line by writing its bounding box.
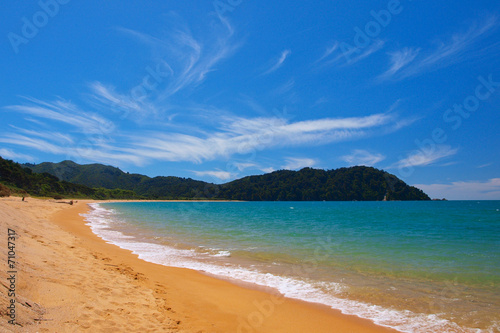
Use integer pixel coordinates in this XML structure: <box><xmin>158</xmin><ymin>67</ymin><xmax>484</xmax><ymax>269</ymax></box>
<box><xmin>1</xmin><ymin>157</ymin><xmax>430</xmax><ymax>201</ymax></box>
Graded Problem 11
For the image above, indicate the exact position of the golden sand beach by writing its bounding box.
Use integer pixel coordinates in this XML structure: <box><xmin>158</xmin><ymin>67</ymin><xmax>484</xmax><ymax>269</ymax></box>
<box><xmin>0</xmin><ymin>197</ymin><xmax>399</xmax><ymax>332</ymax></box>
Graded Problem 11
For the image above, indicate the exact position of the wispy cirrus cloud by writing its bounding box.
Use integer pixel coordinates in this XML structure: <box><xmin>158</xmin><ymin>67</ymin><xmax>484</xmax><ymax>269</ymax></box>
<box><xmin>477</xmin><ymin>162</ymin><xmax>493</xmax><ymax>169</ymax></box>
<box><xmin>227</xmin><ymin>161</ymin><xmax>274</xmax><ymax>176</ymax></box>
<box><xmin>8</xmin><ymin>125</ymin><xmax>74</xmax><ymax>144</ymax></box>
<box><xmin>272</xmin><ymin>78</ymin><xmax>295</xmax><ymax>95</ymax></box>
<box><xmin>315</xmin><ymin>39</ymin><xmax>384</xmax><ymax>67</ymax></box>
<box><xmin>1</xmin><ymin>0</ymin><xmax>413</xmax><ymax>171</ymax></box>
<box><xmin>260</xmin><ymin>167</ymin><xmax>275</xmax><ymax>173</ymax></box>
<box><xmin>125</xmin><ymin>113</ymin><xmax>397</xmax><ymax>164</ymax></box>
<box><xmin>90</xmin><ymin>12</ymin><xmax>240</xmax><ymax>117</ymax></box>
<box><xmin>414</xmin><ymin>178</ymin><xmax>500</xmax><ymax>200</ymax></box>
<box><xmin>192</xmin><ymin>169</ymin><xmax>234</xmax><ymax>181</ymax></box>
<box><xmin>345</xmin><ymin>40</ymin><xmax>385</xmax><ymax>66</ymax></box>
<box><xmin>282</xmin><ymin>157</ymin><xmax>317</xmax><ymax>170</ymax></box>
<box><xmin>378</xmin><ymin>47</ymin><xmax>420</xmax><ymax>80</ymax></box>
<box><xmin>88</xmin><ymin>82</ymin><xmax>160</xmax><ymax>118</ymax></box>
<box><xmin>0</xmin><ymin>148</ymin><xmax>34</xmax><ymax>162</ymax></box>
<box><xmin>0</xmin><ymin>134</ymin><xmax>70</xmax><ymax>155</ymax></box>
<box><xmin>262</xmin><ymin>49</ymin><xmax>291</xmax><ymax>75</ymax></box>
<box><xmin>316</xmin><ymin>41</ymin><xmax>339</xmax><ymax>64</ymax></box>
<box><xmin>231</xmin><ymin>162</ymin><xmax>259</xmax><ymax>172</ymax></box>
<box><xmin>0</xmin><ymin>97</ymin><xmax>144</xmax><ymax>165</ymax></box>
<box><xmin>0</xmin><ymin>133</ymin><xmax>145</xmax><ymax>166</ymax></box>
<box><xmin>5</xmin><ymin>97</ymin><xmax>114</xmax><ymax>134</ymax></box>
<box><xmin>341</xmin><ymin>149</ymin><xmax>385</xmax><ymax>166</ymax></box>
<box><xmin>379</xmin><ymin>16</ymin><xmax>499</xmax><ymax>80</ymax></box>
<box><xmin>389</xmin><ymin>145</ymin><xmax>458</xmax><ymax>169</ymax></box>
<box><xmin>419</xmin><ymin>16</ymin><xmax>497</xmax><ymax>67</ymax></box>
<box><xmin>2</xmin><ymin>97</ymin><xmax>403</xmax><ymax>167</ymax></box>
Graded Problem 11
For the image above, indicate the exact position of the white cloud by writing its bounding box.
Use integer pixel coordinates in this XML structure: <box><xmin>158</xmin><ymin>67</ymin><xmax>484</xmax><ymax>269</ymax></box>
<box><xmin>0</xmin><ymin>134</ymin><xmax>144</xmax><ymax>166</ymax></box>
<box><xmin>282</xmin><ymin>158</ymin><xmax>316</xmax><ymax>170</ymax></box>
<box><xmin>0</xmin><ymin>134</ymin><xmax>68</xmax><ymax>155</ymax></box>
<box><xmin>380</xmin><ymin>16</ymin><xmax>498</xmax><ymax>80</ymax></box>
<box><xmin>0</xmin><ymin>97</ymin><xmax>144</xmax><ymax>165</ymax></box>
<box><xmin>344</xmin><ymin>40</ymin><xmax>385</xmax><ymax>65</ymax></box>
<box><xmin>69</xmin><ymin>144</ymin><xmax>145</xmax><ymax>166</ymax></box>
<box><xmin>262</xmin><ymin>49</ymin><xmax>291</xmax><ymax>75</ymax></box>
<box><xmin>89</xmin><ymin>82</ymin><xmax>160</xmax><ymax>117</ymax></box>
<box><xmin>419</xmin><ymin>16</ymin><xmax>497</xmax><ymax>68</ymax></box>
<box><xmin>90</xmin><ymin>14</ymin><xmax>240</xmax><ymax>117</ymax></box>
<box><xmin>126</xmin><ymin>113</ymin><xmax>396</xmax><ymax>164</ymax></box>
<box><xmin>378</xmin><ymin>47</ymin><xmax>420</xmax><ymax>80</ymax></box>
<box><xmin>2</xmin><ymin>86</ymin><xmax>406</xmax><ymax>168</ymax></box>
<box><xmin>390</xmin><ymin>145</ymin><xmax>458</xmax><ymax>169</ymax></box>
<box><xmin>414</xmin><ymin>178</ymin><xmax>500</xmax><ymax>200</ymax></box>
<box><xmin>231</xmin><ymin>162</ymin><xmax>258</xmax><ymax>171</ymax></box>
<box><xmin>477</xmin><ymin>163</ymin><xmax>493</xmax><ymax>169</ymax></box>
<box><xmin>192</xmin><ymin>170</ymin><xmax>234</xmax><ymax>181</ymax></box>
<box><xmin>8</xmin><ymin>125</ymin><xmax>74</xmax><ymax>144</ymax></box>
<box><xmin>341</xmin><ymin>149</ymin><xmax>385</xmax><ymax>166</ymax></box>
<box><xmin>260</xmin><ymin>167</ymin><xmax>275</xmax><ymax>173</ymax></box>
<box><xmin>272</xmin><ymin>79</ymin><xmax>295</xmax><ymax>95</ymax></box>
<box><xmin>0</xmin><ymin>148</ymin><xmax>34</xmax><ymax>162</ymax></box>
<box><xmin>6</xmin><ymin>97</ymin><xmax>114</xmax><ymax>134</ymax></box>
<box><xmin>316</xmin><ymin>42</ymin><xmax>339</xmax><ymax>63</ymax></box>
<box><xmin>8</xmin><ymin>111</ymin><xmax>398</xmax><ymax>167</ymax></box>
<box><xmin>316</xmin><ymin>40</ymin><xmax>384</xmax><ymax>67</ymax></box>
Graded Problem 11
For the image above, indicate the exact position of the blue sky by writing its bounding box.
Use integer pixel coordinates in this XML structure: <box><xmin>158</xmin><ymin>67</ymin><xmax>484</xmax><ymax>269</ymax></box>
<box><xmin>1</xmin><ymin>0</ymin><xmax>500</xmax><ymax>199</ymax></box>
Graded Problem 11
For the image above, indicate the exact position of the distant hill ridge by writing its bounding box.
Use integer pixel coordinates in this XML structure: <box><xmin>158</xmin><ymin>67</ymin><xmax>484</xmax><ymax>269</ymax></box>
<box><xmin>21</xmin><ymin>159</ymin><xmax>430</xmax><ymax>201</ymax></box>
<box><xmin>23</xmin><ymin>160</ymin><xmax>212</xmax><ymax>199</ymax></box>
<box><xmin>0</xmin><ymin>157</ymin><xmax>139</xmax><ymax>199</ymax></box>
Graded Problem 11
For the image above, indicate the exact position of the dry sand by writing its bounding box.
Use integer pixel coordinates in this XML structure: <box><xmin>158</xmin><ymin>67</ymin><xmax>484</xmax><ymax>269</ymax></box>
<box><xmin>0</xmin><ymin>197</ymin><xmax>400</xmax><ymax>332</ymax></box>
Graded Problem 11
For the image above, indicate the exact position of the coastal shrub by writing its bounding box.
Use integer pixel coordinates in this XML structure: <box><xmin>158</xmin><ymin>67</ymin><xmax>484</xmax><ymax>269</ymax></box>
<box><xmin>0</xmin><ymin>183</ymin><xmax>11</xmax><ymax>197</ymax></box>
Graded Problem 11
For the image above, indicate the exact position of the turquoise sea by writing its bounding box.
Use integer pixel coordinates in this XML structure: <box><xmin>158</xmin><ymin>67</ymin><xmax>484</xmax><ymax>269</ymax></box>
<box><xmin>83</xmin><ymin>201</ymin><xmax>500</xmax><ymax>332</ymax></box>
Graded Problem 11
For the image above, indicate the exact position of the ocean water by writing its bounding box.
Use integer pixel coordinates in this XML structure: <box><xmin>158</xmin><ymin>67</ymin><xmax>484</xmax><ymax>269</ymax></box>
<box><xmin>82</xmin><ymin>201</ymin><xmax>500</xmax><ymax>332</ymax></box>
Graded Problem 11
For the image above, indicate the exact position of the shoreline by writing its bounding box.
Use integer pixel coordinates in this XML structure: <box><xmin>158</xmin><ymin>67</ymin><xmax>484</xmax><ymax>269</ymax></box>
<box><xmin>0</xmin><ymin>197</ymin><xmax>399</xmax><ymax>332</ymax></box>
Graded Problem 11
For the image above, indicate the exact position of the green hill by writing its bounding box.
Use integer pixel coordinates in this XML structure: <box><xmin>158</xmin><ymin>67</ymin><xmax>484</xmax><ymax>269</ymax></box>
<box><xmin>0</xmin><ymin>157</ymin><xmax>140</xmax><ymax>199</ymax></box>
<box><xmin>24</xmin><ymin>160</ymin><xmax>215</xmax><ymax>199</ymax></box>
<box><xmin>23</xmin><ymin>160</ymin><xmax>148</xmax><ymax>190</ymax></box>
<box><xmin>218</xmin><ymin>167</ymin><xmax>430</xmax><ymax>201</ymax></box>
<box><xmin>22</xmin><ymin>160</ymin><xmax>430</xmax><ymax>201</ymax></box>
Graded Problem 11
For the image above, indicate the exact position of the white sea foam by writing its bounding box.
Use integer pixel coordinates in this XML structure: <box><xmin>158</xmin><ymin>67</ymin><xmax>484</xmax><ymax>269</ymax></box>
<box><xmin>211</xmin><ymin>250</ymin><xmax>231</xmax><ymax>257</ymax></box>
<box><xmin>82</xmin><ymin>203</ymin><xmax>484</xmax><ymax>333</ymax></box>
